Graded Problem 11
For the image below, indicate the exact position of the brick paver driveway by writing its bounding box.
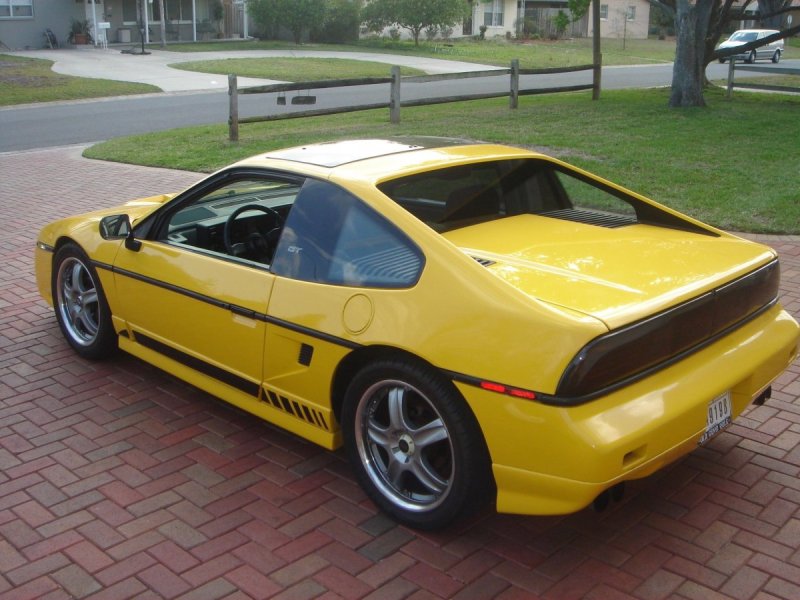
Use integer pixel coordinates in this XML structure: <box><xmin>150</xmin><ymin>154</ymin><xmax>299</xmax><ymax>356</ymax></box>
<box><xmin>1</xmin><ymin>146</ymin><xmax>799</xmax><ymax>600</ymax></box>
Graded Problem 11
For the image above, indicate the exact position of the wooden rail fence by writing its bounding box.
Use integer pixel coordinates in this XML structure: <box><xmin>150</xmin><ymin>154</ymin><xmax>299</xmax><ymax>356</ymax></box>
<box><xmin>725</xmin><ymin>61</ymin><xmax>800</xmax><ymax>98</ymax></box>
<box><xmin>228</xmin><ymin>60</ymin><xmax>598</xmax><ymax>142</ymax></box>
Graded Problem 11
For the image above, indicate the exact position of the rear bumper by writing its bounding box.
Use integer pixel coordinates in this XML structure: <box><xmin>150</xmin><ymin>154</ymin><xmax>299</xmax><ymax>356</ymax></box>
<box><xmin>459</xmin><ymin>304</ymin><xmax>799</xmax><ymax>516</ymax></box>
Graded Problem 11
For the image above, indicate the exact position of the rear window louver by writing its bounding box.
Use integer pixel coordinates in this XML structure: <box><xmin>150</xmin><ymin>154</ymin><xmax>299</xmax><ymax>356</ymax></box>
<box><xmin>541</xmin><ymin>208</ymin><xmax>637</xmax><ymax>228</ymax></box>
<box><xmin>471</xmin><ymin>256</ymin><xmax>496</xmax><ymax>267</ymax></box>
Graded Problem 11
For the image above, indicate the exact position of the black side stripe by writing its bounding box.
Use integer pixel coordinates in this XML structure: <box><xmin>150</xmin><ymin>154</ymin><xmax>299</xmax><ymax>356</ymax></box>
<box><xmin>106</xmin><ymin>264</ymin><xmax>361</xmax><ymax>350</ymax></box>
<box><xmin>106</xmin><ymin>264</ymin><xmax>234</xmax><ymax>314</ymax></box>
<box><xmin>134</xmin><ymin>331</ymin><xmax>261</xmax><ymax>397</ymax></box>
<box><xmin>102</xmin><ymin>262</ymin><xmax>510</xmax><ymax>400</ymax></box>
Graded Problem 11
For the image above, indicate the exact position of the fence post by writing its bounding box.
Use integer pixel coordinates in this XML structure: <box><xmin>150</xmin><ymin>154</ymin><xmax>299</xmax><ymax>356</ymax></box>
<box><xmin>592</xmin><ymin>55</ymin><xmax>602</xmax><ymax>100</ymax></box>
<box><xmin>390</xmin><ymin>66</ymin><xmax>401</xmax><ymax>124</ymax></box>
<box><xmin>510</xmin><ymin>59</ymin><xmax>519</xmax><ymax>109</ymax></box>
<box><xmin>592</xmin><ymin>0</ymin><xmax>601</xmax><ymax>100</ymax></box>
<box><xmin>228</xmin><ymin>74</ymin><xmax>239</xmax><ymax>142</ymax></box>
<box><xmin>726</xmin><ymin>59</ymin><xmax>735</xmax><ymax>99</ymax></box>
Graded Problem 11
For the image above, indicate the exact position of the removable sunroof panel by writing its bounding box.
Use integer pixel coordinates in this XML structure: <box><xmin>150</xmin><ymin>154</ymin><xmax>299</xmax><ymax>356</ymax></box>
<box><xmin>263</xmin><ymin>137</ymin><xmax>471</xmax><ymax>168</ymax></box>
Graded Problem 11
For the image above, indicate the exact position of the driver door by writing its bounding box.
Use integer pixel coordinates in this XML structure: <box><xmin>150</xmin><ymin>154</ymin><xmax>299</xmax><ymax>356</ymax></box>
<box><xmin>112</xmin><ymin>172</ymin><xmax>302</xmax><ymax>409</ymax></box>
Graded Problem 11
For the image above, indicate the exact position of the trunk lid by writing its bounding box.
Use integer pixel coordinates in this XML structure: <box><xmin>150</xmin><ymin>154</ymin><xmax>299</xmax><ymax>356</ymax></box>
<box><xmin>442</xmin><ymin>214</ymin><xmax>775</xmax><ymax>330</ymax></box>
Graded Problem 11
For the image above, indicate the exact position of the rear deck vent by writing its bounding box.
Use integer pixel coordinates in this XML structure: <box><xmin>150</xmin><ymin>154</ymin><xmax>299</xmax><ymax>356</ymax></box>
<box><xmin>541</xmin><ymin>208</ymin><xmax>637</xmax><ymax>228</ymax></box>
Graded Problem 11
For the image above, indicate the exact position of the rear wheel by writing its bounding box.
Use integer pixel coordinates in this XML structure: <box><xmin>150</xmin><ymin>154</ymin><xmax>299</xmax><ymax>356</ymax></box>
<box><xmin>772</xmin><ymin>50</ymin><xmax>781</xmax><ymax>63</ymax></box>
<box><xmin>52</xmin><ymin>243</ymin><xmax>117</xmax><ymax>360</ymax></box>
<box><xmin>342</xmin><ymin>359</ymin><xmax>492</xmax><ymax>529</ymax></box>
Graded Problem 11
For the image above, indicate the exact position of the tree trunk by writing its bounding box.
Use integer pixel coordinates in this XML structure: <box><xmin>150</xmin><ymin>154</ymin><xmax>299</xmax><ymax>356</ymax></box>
<box><xmin>669</xmin><ymin>0</ymin><xmax>713</xmax><ymax>107</ymax></box>
<box><xmin>757</xmin><ymin>0</ymin><xmax>786</xmax><ymax>28</ymax></box>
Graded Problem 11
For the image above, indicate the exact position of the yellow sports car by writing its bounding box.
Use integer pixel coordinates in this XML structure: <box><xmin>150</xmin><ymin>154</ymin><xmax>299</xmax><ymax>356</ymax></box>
<box><xmin>35</xmin><ymin>139</ymin><xmax>799</xmax><ymax>529</ymax></box>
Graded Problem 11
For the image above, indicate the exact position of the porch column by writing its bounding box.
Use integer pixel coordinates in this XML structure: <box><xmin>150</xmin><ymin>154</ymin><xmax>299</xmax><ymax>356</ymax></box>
<box><xmin>143</xmin><ymin>0</ymin><xmax>150</xmax><ymax>44</ymax></box>
<box><xmin>192</xmin><ymin>0</ymin><xmax>197</xmax><ymax>41</ymax></box>
<box><xmin>90</xmin><ymin>0</ymin><xmax>99</xmax><ymax>46</ymax></box>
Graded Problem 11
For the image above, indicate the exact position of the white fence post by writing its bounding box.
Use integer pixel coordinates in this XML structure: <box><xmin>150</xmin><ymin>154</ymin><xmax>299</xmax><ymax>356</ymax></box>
<box><xmin>726</xmin><ymin>59</ymin><xmax>735</xmax><ymax>99</ymax></box>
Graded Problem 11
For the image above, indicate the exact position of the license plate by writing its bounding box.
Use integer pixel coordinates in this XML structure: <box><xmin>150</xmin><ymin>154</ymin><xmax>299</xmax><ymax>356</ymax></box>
<box><xmin>699</xmin><ymin>391</ymin><xmax>732</xmax><ymax>445</ymax></box>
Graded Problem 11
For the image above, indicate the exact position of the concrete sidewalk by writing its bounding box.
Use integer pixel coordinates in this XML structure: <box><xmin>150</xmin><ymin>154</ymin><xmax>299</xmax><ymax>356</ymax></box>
<box><xmin>8</xmin><ymin>47</ymin><xmax>502</xmax><ymax>92</ymax></box>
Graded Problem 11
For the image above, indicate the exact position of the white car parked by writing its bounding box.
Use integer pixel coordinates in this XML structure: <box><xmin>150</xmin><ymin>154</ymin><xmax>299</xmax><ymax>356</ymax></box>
<box><xmin>717</xmin><ymin>29</ymin><xmax>784</xmax><ymax>63</ymax></box>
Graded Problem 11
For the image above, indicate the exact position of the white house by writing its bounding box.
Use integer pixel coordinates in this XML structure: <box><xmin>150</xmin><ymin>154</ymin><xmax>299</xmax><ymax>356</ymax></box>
<box><xmin>590</xmin><ymin>0</ymin><xmax>650</xmax><ymax>39</ymax></box>
<box><xmin>0</xmin><ymin>0</ymin><xmax>249</xmax><ymax>50</ymax></box>
<box><xmin>365</xmin><ymin>0</ymin><xmax>651</xmax><ymax>42</ymax></box>
<box><xmin>468</xmin><ymin>0</ymin><xmax>651</xmax><ymax>40</ymax></box>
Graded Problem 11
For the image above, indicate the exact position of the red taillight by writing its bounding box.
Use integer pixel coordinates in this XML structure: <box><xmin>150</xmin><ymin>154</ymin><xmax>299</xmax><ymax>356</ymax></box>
<box><xmin>556</xmin><ymin>260</ymin><xmax>780</xmax><ymax>400</ymax></box>
<box><xmin>480</xmin><ymin>381</ymin><xmax>505</xmax><ymax>393</ymax></box>
<box><xmin>480</xmin><ymin>381</ymin><xmax>536</xmax><ymax>401</ymax></box>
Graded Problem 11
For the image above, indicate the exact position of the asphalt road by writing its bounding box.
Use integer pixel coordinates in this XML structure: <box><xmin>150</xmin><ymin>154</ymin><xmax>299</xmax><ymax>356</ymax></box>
<box><xmin>1</xmin><ymin>60</ymin><xmax>796</xmax><ymax>152</ymax></box>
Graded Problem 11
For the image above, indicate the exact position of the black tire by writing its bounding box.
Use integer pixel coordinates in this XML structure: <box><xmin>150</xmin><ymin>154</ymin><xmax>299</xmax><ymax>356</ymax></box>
<box><xmin>772</xmin><ymin>50</ymin><xmax>781</xmax><ymax>64</ymax></box>
<box><xmin>52</xmin><ymin>243</ymin><xmax>117</xmax><ymax>360</ymax></box>
<box><xmin>747</xmin><ymin>50</ymin><xmax>757</xmax><ymax>64</ymax></box>
<box><xmin>341</xmin><ymin>359</ymin><xmax>493</xmax><ymax>530</ymax></box>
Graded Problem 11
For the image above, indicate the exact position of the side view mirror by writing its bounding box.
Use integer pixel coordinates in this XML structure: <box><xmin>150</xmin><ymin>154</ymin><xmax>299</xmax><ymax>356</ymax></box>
<box><xmin>99</xmin><ymin>214</ymin><xmax>131</xmax><ymax>239</ymax></box>
<box><xmin>99</xmin><ymin>214</ymin><xmax>141</xmax><ymax>251</ymax></box>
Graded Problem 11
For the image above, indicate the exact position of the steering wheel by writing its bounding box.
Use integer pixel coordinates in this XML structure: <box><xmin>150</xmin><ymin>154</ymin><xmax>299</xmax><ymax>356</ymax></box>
<box><xmin>223</xmin><ymin>204</ymin><xmax>284</xmax><ymax>262</ymax></box>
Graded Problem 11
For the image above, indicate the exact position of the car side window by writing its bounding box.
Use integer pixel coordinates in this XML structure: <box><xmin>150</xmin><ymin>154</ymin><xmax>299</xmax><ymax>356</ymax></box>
<box><xmin>271</xmin><ymin>179</ymin><xmax>423</xmax><ymax>288</ymax></box>
<box><xmin>159</xmin><ymin>175</ymin><xmax>301</xmax><ymax>266</ymax></box>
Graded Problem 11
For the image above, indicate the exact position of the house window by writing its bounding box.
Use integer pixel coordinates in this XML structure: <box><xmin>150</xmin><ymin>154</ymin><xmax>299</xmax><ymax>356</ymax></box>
<box><xmin>627</xmin><ymin>5</ymin><xmax>636</xmax><ymax>20</ymax></box>
<box><xmin>484</xmin><ymin>0</ymin><xmax>504</xmax><ymax>27</ymax></box>
<box><xmin>166</xmin><ymin>0</ymin><xmax>196</xmax><ymax>22</ymax></box>
<box><xmin>0</xmin><ymin>0</ymin><xmax>33</xmax><ymax>18</ymax></box>
<box><xmin>122</xmin><ymin>0</ymin><xmax>138</xmax><ymax>23</ymax></box>
<box><xmin>599</xmin><ymin>4</ymin><xmax>608</xmax><ymax>19</ymax></box>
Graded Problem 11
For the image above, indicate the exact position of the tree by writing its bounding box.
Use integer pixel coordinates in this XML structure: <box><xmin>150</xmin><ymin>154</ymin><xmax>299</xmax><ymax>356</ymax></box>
<box><xmin>248</xmin><ymin>0</ymin><xmax>326</xmax><ymax>43</ymax></box>
<box><xmin>311</xmin><ymin>0</ymin><xmax>362</xmax><ymax>43</ymax></box>
<box><xmin>571</xmin><ymin>0</ymin><xmax>798</xmax><ymax>107</ymax></box>
<box><xmin>247</xmin><ymin>0</ymin><xmax>280</xmax><ymax>39</ymax></box>
<box><xmin>553</xmin><ymin>11</ymin><xmax>571</xmax><ymax>39</ymax></box>
<box><xmin>652</xmin><ymin>0</ymin><xmax>800</xmax><ymax>107</ymax></box>
<box><xmin>668</xmin><ymin>0</ymin><xmax>714</xmax><ymax>107</ymax></box>
<box><xmin>362</xmin><ymin>0</ymin><xmax>471</xmax><ymax>45</ymax></box>
<box><xmin>758</xmin><ymin>0</ymin><xmax>793</xmax><ymax>28</ymax></box>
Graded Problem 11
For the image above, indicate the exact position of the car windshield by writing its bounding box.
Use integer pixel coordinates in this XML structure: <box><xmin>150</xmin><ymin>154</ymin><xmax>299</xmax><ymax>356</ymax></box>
<box><xmin>730</xmin><ymin>31</ymin><xmax>758</xmax><ymax>42</ymax></box>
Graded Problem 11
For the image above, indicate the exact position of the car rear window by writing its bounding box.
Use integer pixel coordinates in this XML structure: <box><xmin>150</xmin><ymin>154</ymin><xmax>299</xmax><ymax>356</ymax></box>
<box><xmin>378</xmin><ymin>158</ymin><xmax>639</xmax><ymax>232</ymax></box>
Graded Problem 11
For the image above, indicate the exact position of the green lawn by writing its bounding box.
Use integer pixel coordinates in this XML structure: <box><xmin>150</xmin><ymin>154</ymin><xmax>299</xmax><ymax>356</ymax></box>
<box><xmin>163</xmin><ymin>36</ymin><xmax>800</xmax><ymax>68</ymax></box>
<box><xmin>3</xmin><ymin>37</ymin><xmax>798</xmax><ymax>106</ymax></box>
<box><xmin>0</xmin><ymin>54</ymin><xmax>159</xmax><ymax>105</ymax></box>
<box><xmin>84</xmin><ymin>87</ymin><xmax>800</xmax><ymax>234</ymax></box>
<box><xmin>171</xmin><ymin>57</ymin><xmax>425</xmax><ymax>80</ymax></box>
<box><xmin>164</xmin><ymin>36</ymin><xmax>683</xmax><ymax>68</ymax></box>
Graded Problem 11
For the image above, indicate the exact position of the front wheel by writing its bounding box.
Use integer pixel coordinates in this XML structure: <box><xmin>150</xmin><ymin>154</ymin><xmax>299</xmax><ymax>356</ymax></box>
<box><xmin>52</xmin><ymin>243</ymin><xmax>117</xmax><ymax>360</ymax></box>
<box><xmin>341</xmin><ymin>359</ymin><xmax>493</xmax><ymax>530</ymax></box>
<box><xmin>747</xmin><ymin>50</ymin><xmax>757</xmax><ymax>64</ymax></box>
